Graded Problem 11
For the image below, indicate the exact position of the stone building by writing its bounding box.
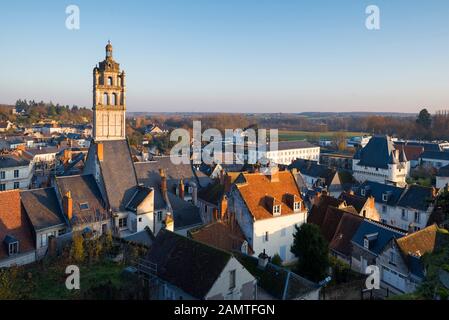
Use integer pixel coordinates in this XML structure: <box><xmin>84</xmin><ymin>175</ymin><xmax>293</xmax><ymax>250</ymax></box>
<box><xmin>92</xmin><ymin>41</ymin><xmax>126</xmax><ymax>141</ymax></box>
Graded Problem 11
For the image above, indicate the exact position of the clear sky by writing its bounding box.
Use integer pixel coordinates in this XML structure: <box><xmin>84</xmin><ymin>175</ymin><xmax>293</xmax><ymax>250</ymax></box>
<box><xmin>0</xmin><ymin>0</ymin><xmax>448</xmax><ymax>113</ymax></box>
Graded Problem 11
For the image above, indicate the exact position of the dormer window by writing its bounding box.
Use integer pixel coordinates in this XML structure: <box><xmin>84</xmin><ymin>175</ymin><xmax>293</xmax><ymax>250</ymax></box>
<box><xmin>4</xmin><ymin>235</ymin><xmax>19</xmax><ymax>256</ymax></box>
<box><xmin>361</xmin><ymin>189</ymin><xmax>366</xmax><ymax>196</ymax></box>
<box><xmin>363</xmin><ymin>238</ymin><xmax>369</xmax><ymax>249</ymax></box>
<box><xmin>9</xmin><ymin>241</ymin><xmax>19</xmax><ymax>255</ymax></box>
<box><xmin>382</xmin><ymin>193</ymin><xmax>388</xmax><ymax>202</ymax></box>
<box><xmin>80</xmin><ymin>203</ymin><xmax>89</xmax><ymax>210</ymax></box>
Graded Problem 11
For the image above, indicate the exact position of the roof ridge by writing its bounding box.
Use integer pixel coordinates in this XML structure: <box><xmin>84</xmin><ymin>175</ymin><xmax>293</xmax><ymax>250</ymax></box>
<box><xmin>364</xmin><ymin>218</ymin><xmax>407</xmax><ymax>234</ymax></box>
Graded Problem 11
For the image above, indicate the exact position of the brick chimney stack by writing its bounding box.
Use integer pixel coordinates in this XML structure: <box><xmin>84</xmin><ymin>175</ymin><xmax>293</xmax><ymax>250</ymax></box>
<box><xmin>63</xmin><ymin>191</ymin><xmax>73</xmax><ymax>221</ymax></box>
<box><xmin>159</xmin><ymin>168</ymin><xmax>168</xmax><ymax>197</ymax></box>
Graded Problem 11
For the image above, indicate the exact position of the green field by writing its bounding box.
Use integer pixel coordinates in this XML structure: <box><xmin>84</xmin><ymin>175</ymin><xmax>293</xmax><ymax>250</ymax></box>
<box><xmin>278</xmin><ymin>130</ymin><xmax>366</xmax><ymax>142</ymax></box>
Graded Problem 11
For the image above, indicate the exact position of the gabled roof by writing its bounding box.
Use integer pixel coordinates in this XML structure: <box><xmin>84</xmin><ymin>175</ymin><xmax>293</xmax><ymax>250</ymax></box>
<box><xmin>123</xmin><ymin>226</ymin><xmax>155</xmax><ymax>247</ymax></box>
<box><xmin>134</xmin><ymin>156</ymin><xmax>212</xmax><ymax>189</ymax></box>
<box><xmin>55</xmin><ymin>174</ymin><xmax>108</xmax><ymax>224</ymax></box>
<box><xmin>235</xmin><ymin>171</ymin><xmax>304</xmax><ymax>221</ymax></box>
<box><xmin>320</xmin><ymin>206</ymin><xmax>358</xmax><ymax>243</ymax></box>
<box><xmin>307</xmin><ymin>195</ymin><xmax>344</xmax><ymax>226</ymax></box>
<box><xmin>289</xmin><ymin>159</ymin><xmax>336</xmax><ymax>185</ymax></box>
<box><xmin>126</xmin><ymin>186</ymin><xmax>153</xmax><ymax>213</ymax></box>
<box><xmin>396</xmin><ymin>224</ymin><xmax>440</xmax><ymax>258</ymax></box>
<box><xmin>189</xmin><ymin>220</ymin><xmax>253</xmax><ymax>254</ymax></box>
<box><xmin>168</xmin><ymin>193</ymin><xmax>203</xmax><ymax>230</ymax></box>
<box><xmin>0</xmin><ymin>190</ymin><xmax>35</xmax><ymax>260</ymax></box>
<box><xmin>338</xmin><ymin>192</ymin><xmax>368</xmax><ymax>213</ymax></box>
<box><xmin>234</xmin><ymin>252</ymin><xmax>320</xmax><ymax>300</ymax></box>
<box><xmin>395</xmin><ymin>224</ymin><xmax>443</xmax><ymax>278</ymax></box>
<box><xmin>329</xmin><ymin>213</ymin><xmax>364</xmax><ymax>257</ymax></box>
<box><xmin>197</xmin><ymin>182</ymin><xmax>225</xmax><ymax>205</ymax></box>
<box><xmin>355</xmin><ymin>181</ymin><xmax>404</xmax><ymax>206</ymax></box>
<box><xmin>0</xmin><ymin>155</ymin><xmax>30</xmax><ymax>169</ymax></box>
<box><xmin>93</xmin><ymin>140</ymin><xmax>138</xmax><ymax>211</ymax></box>
<box><xmin>396</xmin><ymin>185</ymin><xmax>435</xmax><ymax>211</ymax></box>
<box><xmin>352</xmin><ymin>219</ymin><xmax>406</xmax><ymax>255</ymax></box>
<box><xmin>421</xmin><ymin>151</ymin><xmax>449</xmax><ymax>161</ymax></box>
<box><xmin>355</xmin><ymin>135</ymin><xmax>398</xmax><ymax>169</ymax></box>
<box><xmin>145</xmin><ymin>229</ymin><xmax>232</xmax><ymax>299</ymax></box>
<box><xmin>20</xmin><ymin>188</ymin><xmax>66</xmax><ymax>231</ymax></box>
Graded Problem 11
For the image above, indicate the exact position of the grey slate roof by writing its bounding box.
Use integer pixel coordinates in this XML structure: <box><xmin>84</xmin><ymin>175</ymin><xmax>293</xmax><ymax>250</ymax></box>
<box><xmin>0</xmin><ymin>155</ymin><xmax>30</xmax><ymax>168</ymax></box>
<box><xmin>352</xmin><ymin>219</ymin><xmax>406</xmax><ymax>255</ymax></box>
<box><xmin>355</xmin><ymin>181</ymin><xmax>404</xmax><ymax>206</ymax></box>
<box><xmin>276</xmin><ymin>140</ymin><xmax>317</xmax><ymax>151</ymax></box>
<box><xmin>20</xmin><ymin>187</ymin><xmax>66</xmax><ymax>231</ymax></box>
<box><xmin>338</xmin><ymin>192</ymin><xmax>367</xmax><ymax>213</ymax></box>
<box><xmin>135</xmin><ymin>156</ymin><xmax>212</xmax><ymax>190</ymax></box>
<box><xmin>123</xmin><ymin>227</ymin><xmax>155</xmax><ymax>247</ymax></box>
<box><xmin>288</xmin><ymin>159</ymin><xmax>336</xmax><ymax>184</ymax></box>
<box><xmin>355</xmin><ymin>135</ymin><xmax>397</xmax><ymax>169</ymax></box>
<box><xmin>421</xmin><ymin>151</ymin><xmax>449</xmax><ymax>161</ymax></box>
<box><xmin>168</xmin><ymin>192</ymin><xmax>203</xmax><ymax>230</ymax></box>
<box><xmin>145</xmin><ymin>229</ymin><xmax>232</xmax><ymax>299</ymax></box>
<box><xmin>55</xmin><ymin>174</ymin><xmax>108</xmax><ymax>224</ymax></box>
<box><xmin>234</xmin><ymin>252</ymin><xmax>320</xmax><ymax>300</ymax></box>
<box><xmin>396</xmin><ymin>185</ymin><xmax>435</xmax><ymax>211</ymax></box>
<box><xmin>126</xmin><ymin>186</ymin><xmax>153</xmax><ymax>213</ymax></box>
<box><xmin>96</xmin><ymin>140</ymin><xmax>139</xmax><ymax>211</ymax></box>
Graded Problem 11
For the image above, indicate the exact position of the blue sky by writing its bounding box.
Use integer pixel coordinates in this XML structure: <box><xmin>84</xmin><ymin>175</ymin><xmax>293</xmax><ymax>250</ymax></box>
<box><xmin>0</xmin><ymin>0</ymin><xmax>448</xmax><ymax>113</ymax></box>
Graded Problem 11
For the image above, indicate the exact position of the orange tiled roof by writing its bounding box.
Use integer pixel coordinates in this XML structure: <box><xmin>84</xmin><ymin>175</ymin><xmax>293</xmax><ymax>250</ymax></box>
<box><xmin>236</xmin><ymin>171</ymin><xmax>304</xmax><ymax>221</ymax></box>
<box><xmin>0</xmin><ymin>190</ymin><xmax>35</xmax><ymax>260</ymax></box>
<box><xmin>396</xmin><ymin>224</ymin><xmax>439</xmax><ymax>257</ymax></box>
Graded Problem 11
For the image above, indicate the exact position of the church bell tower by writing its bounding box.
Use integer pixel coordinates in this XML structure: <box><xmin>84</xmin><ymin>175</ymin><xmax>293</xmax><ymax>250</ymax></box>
<box><xmin>93</xmin><ymin>42</ymin><xmax>126</xmax><ymax>141</ymax></box>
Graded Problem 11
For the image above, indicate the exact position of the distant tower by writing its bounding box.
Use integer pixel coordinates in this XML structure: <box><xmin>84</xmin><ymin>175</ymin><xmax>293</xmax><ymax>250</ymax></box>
<box><xmin>92</xmin><ymin>41</ymin><xmax>126</xmax><ymax>141</ymax></box>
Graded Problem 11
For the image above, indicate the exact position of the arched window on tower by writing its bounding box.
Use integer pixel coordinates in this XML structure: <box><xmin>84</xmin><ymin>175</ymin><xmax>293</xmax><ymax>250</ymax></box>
<box><xmin>108</xmin><ymin>77</ymin><xmax>113</xmax><ymax>86</ymax></box>
<box><xmin>112</xmin><ymin>93</ymin><xmax>117</xmax><ymax>106</ymax></box>
<box><xmin>103</xmin><ymin>93</ymin><xmax>109</xmax><ymax>105</ymax></box>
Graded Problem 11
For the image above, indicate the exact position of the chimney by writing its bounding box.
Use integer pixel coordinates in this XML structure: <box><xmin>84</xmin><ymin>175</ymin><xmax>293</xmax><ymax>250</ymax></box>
<box><xmin>178</xmin><ymin>179</ymin><xmax>185</xmax><ymax>200</ymax></box>
<box><xmin>220</xmin><ymin>195</ymin><xmax>228</xmax><ymax>220</ymax></box>
<box><xmin>191</xmin><ymin>182</ymin><xmax>198</xmax><ymax>206</ymax></box>
<box><xmin>97</xmin><ymin>142</ymin><xmax>104</xmax><ymax>161</ymax></box>
<box><xmin>164</xmin><ymin>213</ymin><xmax>174</xmax><ymax>232</ymax></box>
<box><xmin>63</xmin><ymin>191</ymin><xmax>73</xmax><ymax>221</ymax></box>
<box><xmin>219</xmin><ymin>168</ymin><xmax>225</xmax><ymax>185</ymax></box>
<box><xmin>213</xmin><ymin>208</ymin><xmax>219</xmax><ymax>221</ymax></box>
<box><xmin>159</xmin><ymin>168</ymin><xmax>168</xmax><ymax>199</ymax></box>
<box><xmin>266</xmin><ymin>166</ymin><xmax>279</xmax><ymax>182</ymax></box>
<box><xmin>258</xmin><ymin>250</ymin><xmax>269</xmax><ymax>269</ymax></box>
<box><xmin>48</xmin><ymin>235</ymin><xmax>57</xmax><ymax>257</ymax></box>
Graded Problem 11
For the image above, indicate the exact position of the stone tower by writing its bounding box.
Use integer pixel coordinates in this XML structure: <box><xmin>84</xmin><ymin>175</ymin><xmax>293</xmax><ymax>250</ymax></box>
<box><xmin>92</xmin><ymin>42</ymin><xmax>126</xmax><ymax>141</ymax></box>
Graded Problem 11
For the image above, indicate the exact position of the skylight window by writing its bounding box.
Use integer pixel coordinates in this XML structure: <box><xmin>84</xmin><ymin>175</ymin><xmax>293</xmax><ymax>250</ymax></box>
<box><xmin>79</xmin><ymin>203</ymin><xmax>89</xmax><ymax>210</ymax></box>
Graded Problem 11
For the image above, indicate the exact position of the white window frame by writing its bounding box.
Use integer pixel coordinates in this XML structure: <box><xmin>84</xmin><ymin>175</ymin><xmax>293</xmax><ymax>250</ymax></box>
<box><xmin>9</xmin><ymin>241</ymin><xmax>19</xmax><ymax>255</ymax></box>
